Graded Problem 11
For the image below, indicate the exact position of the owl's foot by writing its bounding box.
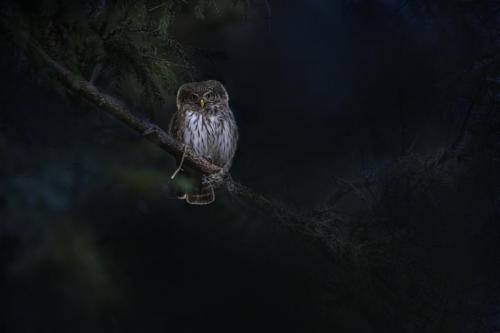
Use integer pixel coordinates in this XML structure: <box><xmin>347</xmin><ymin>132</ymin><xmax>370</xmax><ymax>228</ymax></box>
<box><xmin>202</xmin><ymin>171</ymin><xmax>226</xmax><ymax>189</ymax></box>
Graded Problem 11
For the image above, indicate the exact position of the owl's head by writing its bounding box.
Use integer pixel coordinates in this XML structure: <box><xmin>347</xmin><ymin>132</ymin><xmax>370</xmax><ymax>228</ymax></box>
<box><xmin>176</xmin><ymin>80</ymin><xmax>229</xmax><ymax>114</ymax></box>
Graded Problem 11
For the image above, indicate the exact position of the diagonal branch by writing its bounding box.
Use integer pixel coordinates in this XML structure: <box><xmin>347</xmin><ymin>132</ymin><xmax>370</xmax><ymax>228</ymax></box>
<box><xmin>29</xmin><ymin>39</ymin><xmax>221</xmax><ymax>175</ymax></box>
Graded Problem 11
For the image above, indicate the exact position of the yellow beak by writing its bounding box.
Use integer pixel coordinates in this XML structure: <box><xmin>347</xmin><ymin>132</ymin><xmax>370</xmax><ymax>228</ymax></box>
<box><xmin>199</xmin><ymin>98</ymin><xmax>205</xmax><ymax>108</ymax></box>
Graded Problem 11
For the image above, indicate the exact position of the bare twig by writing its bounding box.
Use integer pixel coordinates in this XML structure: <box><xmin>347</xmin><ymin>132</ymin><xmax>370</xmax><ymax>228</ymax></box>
<box><xmin>149</xmin><ymin>0</ymin><xmax>187</xmax><ymax>12</ymax></box>
<box><xmin>148</xmin><ymin>2</ymin><xmax>169</xmax><ymax>12</ymax></box>
<box><xmin>171</xmin><ymin>144</ymin><xmax>187</xmax><ymax>179</ymax></box>
<box><xmin>142</xmin><ymin>54</ymin><xmax>194</xmax><ymax>69</ymax></box>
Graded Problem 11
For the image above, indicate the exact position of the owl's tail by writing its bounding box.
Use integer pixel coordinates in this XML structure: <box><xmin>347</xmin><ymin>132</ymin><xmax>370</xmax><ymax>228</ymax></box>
<box><xmin>186</xmin><ymin>184</ymin><xmax>215</xmax><ymax>205</ymax></box>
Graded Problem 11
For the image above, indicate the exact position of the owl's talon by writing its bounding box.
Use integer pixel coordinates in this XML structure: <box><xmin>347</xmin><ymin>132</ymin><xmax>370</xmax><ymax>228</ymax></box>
<box><xmin>202</xmin><ymin>171</ymin><xmax>226</xmax><ymax>188</ymax></box>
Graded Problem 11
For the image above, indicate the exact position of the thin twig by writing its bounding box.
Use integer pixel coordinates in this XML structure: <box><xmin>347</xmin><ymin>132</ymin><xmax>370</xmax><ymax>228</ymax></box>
<box><xmin>142</xmin><ymin>54</ymin><xmax>194</xmax><ymax>69</ymax></box>
<box><xmin>148</xmin><ymin>2</ymin><xmax>169</xmax><ymax>12</ymax></box>
<box><xmin>171</xmin><ymin>144</ymin><xmax>187</xmax><ymax>179</ymax></box>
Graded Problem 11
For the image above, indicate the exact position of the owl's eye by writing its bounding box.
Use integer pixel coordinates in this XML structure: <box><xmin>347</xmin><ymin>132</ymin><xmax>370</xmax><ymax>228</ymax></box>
<box><xmin>188</xmin><ymin>94</ymin><xmax>198</xmax><ymax>102</ymax></box>
<box><xmin>204</xmin><ymin>92</ymin><xmax>215</xmax><ymax>102</ymax></box>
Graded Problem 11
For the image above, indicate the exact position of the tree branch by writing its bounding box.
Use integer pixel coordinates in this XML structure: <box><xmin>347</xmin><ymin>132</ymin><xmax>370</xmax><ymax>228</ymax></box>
<box><xmin>34</xmin><ymin>43</ymin><xmax>220</xmax><ymax>174</ymax></box>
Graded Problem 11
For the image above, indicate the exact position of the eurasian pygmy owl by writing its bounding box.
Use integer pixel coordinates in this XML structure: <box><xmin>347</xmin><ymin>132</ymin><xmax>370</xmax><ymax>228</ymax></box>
<box><xmin>169</xmin><ymin>80</ymin><xmax>238</xmax><ymax>205</ymax></box>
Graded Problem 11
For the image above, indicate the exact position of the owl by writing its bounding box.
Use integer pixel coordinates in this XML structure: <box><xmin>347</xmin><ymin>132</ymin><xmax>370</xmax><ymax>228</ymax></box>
<box><xmin>169</xmin><ymin>80</ymin><xmax>238</xmax><ymax>205</ymax></box>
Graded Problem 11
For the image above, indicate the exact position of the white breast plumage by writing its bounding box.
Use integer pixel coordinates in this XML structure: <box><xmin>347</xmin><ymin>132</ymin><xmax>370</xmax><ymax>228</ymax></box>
<box><xmin>183</xmin><ymin>112</ymin><xmax>220</xmax><ymax>161</ymax></box>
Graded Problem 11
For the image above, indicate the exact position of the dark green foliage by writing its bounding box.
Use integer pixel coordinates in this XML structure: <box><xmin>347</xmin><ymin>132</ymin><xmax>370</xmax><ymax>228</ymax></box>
<box><xmin>5</xmin><ymin>0</ymin><xmax>259</xmax><ymax>117</ymax></box>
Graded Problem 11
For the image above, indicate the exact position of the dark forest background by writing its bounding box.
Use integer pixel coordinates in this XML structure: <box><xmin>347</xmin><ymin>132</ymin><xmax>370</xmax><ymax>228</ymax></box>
<box><xmin>1</xmin><ymin>0</ymin><xmax>499</xmax><ymax>332</ymax></box>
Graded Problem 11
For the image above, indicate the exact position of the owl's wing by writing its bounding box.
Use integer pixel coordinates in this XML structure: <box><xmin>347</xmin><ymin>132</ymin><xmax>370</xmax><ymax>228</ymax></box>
<box><xmin>168</xmin><ymin>111</ymin><xmax>184</xmax><ymax>141</ymax></box>
<box><xmin>228</xmin><ymin>112</ymin><xmax>239</xmax><ymax>162</ymax></box>
<box><xmin>220</xmin><ymin>111</ymin><xmax>239</xmax><ymax>173</ymax></box>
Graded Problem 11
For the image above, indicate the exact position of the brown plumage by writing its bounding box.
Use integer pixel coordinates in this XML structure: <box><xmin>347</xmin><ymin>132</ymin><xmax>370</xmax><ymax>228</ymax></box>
<box><xmin>169</xmin><ymin>80</ymin><xmax>238</xmax><ymax>205</ymax></box>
